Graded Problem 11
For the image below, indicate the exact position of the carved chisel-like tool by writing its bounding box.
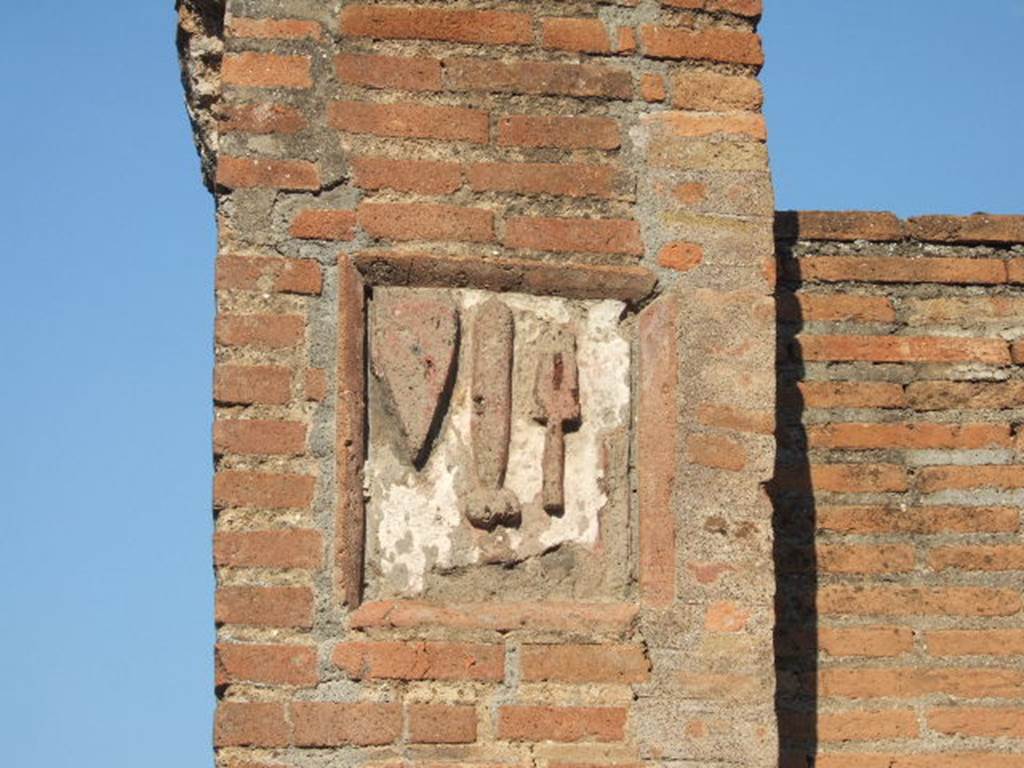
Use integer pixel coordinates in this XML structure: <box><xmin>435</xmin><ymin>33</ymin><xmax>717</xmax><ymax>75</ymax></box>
<box><xmin>532</xmin><ymin>332</ymin><xmax>581</xmax><ymax>516</ymax></box>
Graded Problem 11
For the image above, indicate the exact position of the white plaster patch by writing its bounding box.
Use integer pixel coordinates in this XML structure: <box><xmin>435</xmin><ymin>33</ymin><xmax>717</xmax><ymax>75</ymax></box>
<box><xmin>368</xmin><ymin>289</ymin><xmax>630</xmax><ymax>596</ymax></box>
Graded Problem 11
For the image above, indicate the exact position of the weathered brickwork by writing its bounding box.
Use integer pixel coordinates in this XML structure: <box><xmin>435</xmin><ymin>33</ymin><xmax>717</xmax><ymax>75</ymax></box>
<box><xmin>775</xmin><ymin>211</ymin><xmax>1024</xmax><ymax>768</ymax></box>
<box><xmin>182</xmin><ymin>2</ymin><xmax>1023</xmax><ymax>767</ymax></box>
<box><xmin>181</xmin><ymin>0</ymin><xmax>776</xmax><ymax>766</ymax></box>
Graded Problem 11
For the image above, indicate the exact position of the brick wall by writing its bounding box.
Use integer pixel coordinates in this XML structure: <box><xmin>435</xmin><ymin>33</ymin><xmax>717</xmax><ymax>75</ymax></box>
<box><xmin>181</xmin><ymin>0</ymin><xmax>777</xmax><ymax>766</ymax></box>
<box><xmin>774</xmin><ymin>211</ymin><xmax>1024</xmax><ymax>768</ymax></box>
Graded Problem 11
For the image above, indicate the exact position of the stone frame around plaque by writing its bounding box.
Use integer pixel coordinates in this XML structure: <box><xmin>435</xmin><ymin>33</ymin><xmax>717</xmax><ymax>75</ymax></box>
<box><xmin>334</xmin><ymin>252</ymin><xmax>660</xmax><ymax>611</ymax></box>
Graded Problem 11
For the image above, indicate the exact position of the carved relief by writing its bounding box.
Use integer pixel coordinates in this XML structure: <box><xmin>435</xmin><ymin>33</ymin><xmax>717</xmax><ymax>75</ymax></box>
<box><xmin>466</xmin><ymin>298</ymin><xmax>521</xmax><ymax>531</ymax></box>
<box><xmin>370</xmin><ymin>293</ymin><xmax>458</xmax><ymax>468</ymax></box>
<box><xmin>532</xmin><ymin>331</ymin><xmax>581</xmax><ymax>516</ymax></box>
<box><xmin>365</xmin><ymin>288</ymin><xmax>631</xmax><ymax>601</ymax></box>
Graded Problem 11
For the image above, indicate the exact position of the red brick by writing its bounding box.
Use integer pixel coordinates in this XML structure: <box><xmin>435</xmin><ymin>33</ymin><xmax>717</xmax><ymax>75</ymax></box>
<box><xmin>803</xmin><ymin>463</ymin><xmax>908</xmax><ymax>493</ymax></box>
<box><xmin>796</xmin><ymin>335</ymin><xmax>1011</xmax><ymax>365</ymax></box>
<box><xmin>1009</xmin><ymin>258</ymin><xmax>1024</xmax><ymax>284</ymax></box>
<box><xmin>290</xmin><ymin>210</ymin><xmax>358</xmax><ymax>240</ymax></box>
<box><xmin>1012</xmin><ymin>340</ymin><xmax>1024</xmax><ymax>364</ymax></box>
<box><xmin>330</xmin><ymin>101</ymin><xmax>489</xmax><ymax>143</ymax></box>
<box><xmin>902</xmin><ymin>296</ymin><xmax>1024</xmax><ymax>323</ymax></box>
<box><xmin>466</xmin><ymin>162</ymin><xmax>615</xmax><ymax>199</ymax></box>
<box><xmin>640</xmin><ymin>73</ymin><xmax>666</xmax><ymax>102</ymax></box>
<box><xmin>331</xmin><ymin>236</ymin><xmax>514</xmax><ymax>291</ymax></box>
<box><xmin>335</xmin><ymin>259</ymin><xmax>366</xmax><ymax>610</ymax></box>
<box><xmin>215</xmin><ymin>586</ymin><xmax>314</xmax><ymax>628</ymax></box>
<box><xmin>222</xmin><ymin>52</ymin><xmax>311</xmax><ymax>88</ymax></box>
<box><xmin>216</xmin><ymin>643</ymin><xmax>318</xmax><ymax>686</ymax></box>
<box><xmin>646</xmin><ymin>110</ymin><xmax>767</xmax><ymax>141</ymax></box>
<box><xmin>658</xmin><ymin>241</ymin><xmax>703</xmax><ymax>272</ymax></box>
<box><xmin>928</xmin><ymin>707</ymin><xmax>1024</xmax><ymax>738</ymax></box>
<box><xmin>216</xmin><ymin>156</ymin><xmax>319</xmax><ymax>190</ymax></box>
<box><xmin>697</xmin><ymin>403</ymin><xmax>773</xmax><ymax>434</ymax></box>
<box><xmin>214</xmin><ymin>702</ymin><xmax>289</xmax><ymax>747</ymax></box>
<box><xmin>348</xmin><ymin>600</ymin><xmax>637</xmax><ymax>636</ymax></box>
<box><xmin>819</xmin><ymin>625</ymin><xmax>915</xmax><ymax>657</ymax></box>
<box><xmin>808</xmin><ymin>422</ymin><xmax>1010</xmax><ymax>450</ymax></box>
<box><xmin>332</xmin><ymin>641</ymin><xmax>504</xmax><ymax>681</ymax></box>
<box><xmin>214</xmin><ymin>364</ymin><xmax>291</xmax><ymax>405</ymax></box>
<box><xmin>498</xmin><ymin>115</ymin><xmax>620</xmax><ymax>150</ymax></box>
<box><xmin>407</xmin><ymin>704</ymin><xmax>478</xmax><ymax>744</ymax></box>
<box><xmin>541</xmin><ymin>18</ymin><xmax>612</xmax><ymax>53</ymax></box>
<box><xmin>776</xmin><ymin>211</ymin><xmax>904</xmax><ymax>241</ymax></box>
<box><xmin>672</xmin><ymin>182</ymin><xmax>707</xmax><ymax>206</ymax></box>
<box><xmin>217</xmin><ymin>255</ymin><xmax>321</xmax><ymax>295</ymax></box>
<box><xmin>499</xmin><ymin>706</ymin><xmax>627</xmax><ymax>742</ymax></box>
<box><xmin>216</xmin><ymin>315</ymin><xmax>305</xmax><ymax>349</ymax></box>
<box><xmin>352</xmin><ymin>157</ymin><xmax>463</xmax><ymax>195</ymax></box>
<box><xmin>907</xmin><ymin>214</ymin><xmax>1024</xmax><ymax>244</ymax></box>
<box><xmin>214</xmin><ymin>529</ymin><xmax>323</xmax><ymax>569</ymax></box>
<box><xmin>291</xmin><ymin>702</ymin><xmax>402</xmax><ymax>747</ymax></box>
<box><xmin>797</xmin><ymin>381</ymin><xmax>906</xmax><ymax>409</ymax></box>
<box><xmin>617</xmin><ymin>27</ymin><xmax>638</xmax><ymax>53</ymax></box>
<box><xmin>305</xmin><ymin>368</ymin><xmax>327</xmax><ymax>401</ymax></box>
<box><xmin>779</xmin><ymin>293</ymin><xmax>896</xmax><ymax>323</ymax></box>
<box><xmin>818</xmin><ymin>585</ymin><xmax>1021</xmax><ymax>617</ymax></box>
<box><xmin>219</xmin><ymin>103</ymin><xmax>306</xmax><ymax>134</ymax></box>
<box><xmin>927</xmin><ymin>629</ymin><xmax>1024</xmax><ymax>657</ymax></box>
<box><xmin>445</xmin><ymin>58</ymin><xmax>633</xmax><ymax>100</ymax></box>
<box><xmin>818</xmin><ymin>544</ymin><xmax>916</xmax><ymax>574</ymax></box>
<box><xmin>816</xmin><ymin>754</ymin><xmax>1024</xmax><ymax>768</ymax></box>
<box><xmin>918</xmin><ymin>465</ymin><xmax>1024</xmax><ymax>492</ymax></box>
<box><xmin>818</xmin><ymin>505</ymin><xmax>1019</xmax><ymax>535</ymax></box>
<box><xmin>673</xmin><ymin>71</ymin><xmax>763</xmax><ymax>110</ymax></box>
<box><xmin>687</xmin><ymin>433</ymin><xmax>746</xmax><ymax>471</ymax></box>
<box><xmin>335</xmin><ymin>53</ymin><xmax>442</xmax><ymax>91</ymax></box>
<box><xmin>820</xmin><ymin>667</ymin><xmax>1024</xmax><ymax>700</ymax></box>
<box><xmin>638</xmin><ymin>297</ymin><xmax>678</xmax><ymax>607</ymax></box>
<box><xmin>662</xmin><ymin>0</ymin><xmax>762</xmax><ymax>16</ymax></box>
<box><xmin>705</xmin><ymin>601</ymin><xmax>751</xmax><ymax>632</ymax></box>
<box><xmin>791</xmin><ymin>255</ymin><xmax>1006</xmax><ymax>284</ymax></box>
<box><xmin>226</xmin><ymin>17</ymin><xmax>322</xmax><ymax>40</ymax></box>
<box><xmin>504</xmin><ymin>217</ymin><xmax>642</xmax><ymax>256</ymax></box>
<box><xmin>907</xmin><ymin>380</ymin><xmax>1024</xmax><ymax>411</ymax></box>
<box><xmin>520</xmin><ymin>644</ymin><xmax>650</xmax><ymax>683</ymax></box>
<box><xmin>214</xmin><ymin>469</ymin><xmax>315</xmax><ymax>509</ymax></box>
<box><xmin>929</xmin><ymin>544</ymin><xmax>1024</xmax><ymax>571</ymax></box>
<box><xmin>817</xmin><ymin>708</ymin><xmax>919</xmax><ymax>741</ymax></box>
<box><xmin>340</xmin><ymin>5</ymin><xmax>533</xmax><ymax>45</ymax></box>
<box><xmin>213</xmin><ymin>419</ymin><xmax>306</xmax><ymax>456</ymax></box>
<box><xmin>640</xmin><ymin>25</ymin><xmax>764</xmax><ymax>66</ymax></box>
<box><xmin>359</xmin><ymin>202</ymin><xmax>493</xmax><ymax>243</ymax></box>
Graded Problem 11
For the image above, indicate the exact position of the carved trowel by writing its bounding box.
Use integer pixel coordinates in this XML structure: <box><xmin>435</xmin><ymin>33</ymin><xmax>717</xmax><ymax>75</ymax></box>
<box><xmin>532</xmin><ymin>332</ymin><xmax>581</xmax><ymax>516</ymax></box>
<box><xmin>370</xmin><ymin>291</ymin><xmax>458</xmax><ymax>469</ymax></box>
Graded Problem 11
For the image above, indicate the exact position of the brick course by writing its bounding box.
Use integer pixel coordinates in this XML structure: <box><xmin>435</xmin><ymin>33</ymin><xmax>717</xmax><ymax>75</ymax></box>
<box><xmin>775</xmin><ymin>212</ymin><xmax>1024</xmax><ymax>767</ymax></box>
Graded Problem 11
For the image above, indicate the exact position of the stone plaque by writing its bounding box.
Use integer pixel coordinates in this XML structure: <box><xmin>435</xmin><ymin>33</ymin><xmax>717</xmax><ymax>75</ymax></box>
<box><xmin>364</xmin><ymin>287</ymin><xmax>633</xmax><ymax>602</ymax></box>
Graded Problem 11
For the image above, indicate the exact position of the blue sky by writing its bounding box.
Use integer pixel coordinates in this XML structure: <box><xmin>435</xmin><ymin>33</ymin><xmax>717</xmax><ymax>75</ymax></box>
<box><xmin>0</xmin><ymin>2</ymin><xmax>1020</xmax><ymax>766</ymax></box>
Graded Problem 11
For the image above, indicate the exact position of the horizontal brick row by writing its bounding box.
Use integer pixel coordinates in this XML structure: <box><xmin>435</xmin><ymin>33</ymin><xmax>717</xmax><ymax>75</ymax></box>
<box><xmin>777</xmin><ymin>210</ymin><xmax>1024</xmax><ymax>245</ymax></box>
<box><xmin>347</xmin><ymin>156</ymin><xmax>620</xmax><ymax>199</ymax></box>
<box><xmin>332</xmin><ymin>6</ymin><xmax>763</xmax><ymax>66</ymax></box>
<box><xmin>215</xmin><ymin>701</ymin><xmax>627</xmax><ymax>747</ymax></box>
<box><xmin>791</xmin><ymin>335</ymin><xmax>1013</xmax><ymax>365</ymax></box>
<box><xmin>777</xmin><ymin>463</ymin><xmax>1024</xmax><ymax>494</ymax></box>
<box><xmin>791</xmin><ymin>626</ymin><xmax>1024</xmax><ymax>659</ymax></box>
<box><xmin>788</xmin><ymin>379</ymin><xmax>1024</xmax><ymax>412</ymax></box>
<box><xmin>785</xmin><ymin>255</ymin><xmax>1011</xmax><ymax>285</ymax></box>
<box><xmin>288</xmin><ymin>203</ymin><xmax>645</xmax><ymax>257</ymax></box>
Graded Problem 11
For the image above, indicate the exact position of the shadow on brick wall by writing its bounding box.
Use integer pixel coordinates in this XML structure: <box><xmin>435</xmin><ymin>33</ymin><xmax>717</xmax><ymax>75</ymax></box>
<box><xmin>770</xmin><ymin>219</ymin><xmax>818</xmax><ymax>768</ymax></box>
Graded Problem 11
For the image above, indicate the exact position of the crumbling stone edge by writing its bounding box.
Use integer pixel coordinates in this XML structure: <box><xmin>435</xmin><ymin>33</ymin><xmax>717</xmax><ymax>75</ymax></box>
<box><xmin>176</xmin><ymin>0</ymin><xmax>226</xmax><ymax>191</ymax></box>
